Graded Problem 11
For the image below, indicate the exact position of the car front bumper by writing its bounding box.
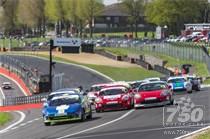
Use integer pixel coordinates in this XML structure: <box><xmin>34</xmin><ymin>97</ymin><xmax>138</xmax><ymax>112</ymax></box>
<box><xmin>134</xmin><ymin>100</ymin><xmax>171</xmax><ymax>108</ymax></box>
<box><xmin>44</xmin><ymin>113</ymin><xmax>81</xmax><ymax>123</ymax></box>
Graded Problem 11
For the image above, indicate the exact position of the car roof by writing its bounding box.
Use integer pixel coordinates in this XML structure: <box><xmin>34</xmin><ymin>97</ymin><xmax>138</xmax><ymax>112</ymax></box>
<box><xmin>140</xmin><ymin>81</ymin><xmax>167</xmax><ymax>86</ymax></box>
<box><xmin>55</xmin><ymin>88</ymin><xmax>79</xmax><ymax>92</ymax></box>
<box><xmin>100</xmin><ymin>86</ymin><xmax>127</xmax><ymax>92</ymax></box>
<box><xmin>50</xmin><ymin>89</ymin><xmax>80</xmax><ymax>96</ymax></box>
<box><xmin>91</xmin><ymin>83</ymin><xmax>110</xmax><ymax>87</ymax></box>
<box><xmin>167</xmin><ymin>76</ymin><xmax>185</xmax><ymax>80</ymax></box>
<box><xmin>144</xmin><ymin>77</ymin><xmax>160</xmax><ymax>80</ymax></box>
<box><xmin>51</xmin><ymin>94</ymin><xmax>79</xmax><ymax>101</ymax></box>
<box><xmin>2</xmin><ymin>82</ymin><xmax>11</xmax><ymax>85</ymax></box>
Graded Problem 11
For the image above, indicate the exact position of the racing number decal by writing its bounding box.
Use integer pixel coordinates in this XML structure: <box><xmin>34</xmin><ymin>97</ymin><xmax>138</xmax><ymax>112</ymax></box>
<box><xmin>56</xmin><ymin>105</ymin><xmax>69</xmax><ymax>114</ymax></box>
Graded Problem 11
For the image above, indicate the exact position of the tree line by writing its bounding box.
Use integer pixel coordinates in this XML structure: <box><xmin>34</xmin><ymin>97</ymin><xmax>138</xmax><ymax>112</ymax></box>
<box><xmin>0</xmin><ymin>0</ymin><xmax>209</xmax><ymax>38</ymax></box>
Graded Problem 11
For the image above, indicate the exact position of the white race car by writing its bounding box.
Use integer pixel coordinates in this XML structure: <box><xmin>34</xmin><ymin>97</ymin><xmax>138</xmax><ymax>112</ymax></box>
<box><xmin>167</xmin><ymin>76</ymin><xmax>192</xmax><ymax>93</ymax></box>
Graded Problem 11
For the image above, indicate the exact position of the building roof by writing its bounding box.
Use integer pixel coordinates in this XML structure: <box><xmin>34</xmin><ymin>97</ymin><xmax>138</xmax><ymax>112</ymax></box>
<box><xmin>100</xmin><ymin>3</ymin><xmax>129</xmax><ymax>17</ymax></box>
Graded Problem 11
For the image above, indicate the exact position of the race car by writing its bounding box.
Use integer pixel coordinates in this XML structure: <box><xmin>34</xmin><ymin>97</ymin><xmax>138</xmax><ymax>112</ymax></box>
<box><xmin>87</xmin><ymin>82</ymin><xmax>132</xmax><ymax>104</ymax></box>
<box><xmin>95</xmin><ymin>86</ymin><xmax>134</xmax><ymax>112</ymax></box>
<box><xmin>2</xmin><ymin>82</ymin><xmax>12</xmax><ymax>89</ymax></box>
<box><xmin>46</xmin><ymin>88</ymin><xmax>81</xmax><ymax>101</ymax></box>
<box><xmin>167</xmin><ymin>76</ymin><xmax>192</xmax><ymax>93</ymax></box>
<box><xmin>87</xmin><ymin>83</ymin><xmax>110</xmax><ymax>104</ymax></box>
<box><xmin>134</xmin><ymin>81</ymin><xmax>173</xmax><ymax>108</ymax></box>
<box><xmin>127</xmin><ymin>80</ymin><xmax>147</xmax><ymax>89</ymax></box>
<box><xmin>42</xmin><ymin>91</ymin><xmax>92</xmax><ymax>126</ymax></box>
<box><xmin>185</xmin><ymin>75</ymin><xmax>201</xmax><ymax>91</ymax></box>
<box><xmin>144</xmin><ymin>77</ymin><xmax>161</xmax><ymax>82</ymax></box>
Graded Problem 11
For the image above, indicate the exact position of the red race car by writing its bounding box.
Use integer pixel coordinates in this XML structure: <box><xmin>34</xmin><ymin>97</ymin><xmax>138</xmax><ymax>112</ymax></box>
<box><xmin>87</xmin><ymin>82</ymin><xmax>132</xmax><ymax>104</ymax></box>
<box><xmin>95</xmin><ymin>86</ymin><xmax>134</xmax><ymax>112</ymax></box>
<box><xmin>134</xmin><ymin>81</ymin><xmax>174</xmax><ymax>108</ymax></box>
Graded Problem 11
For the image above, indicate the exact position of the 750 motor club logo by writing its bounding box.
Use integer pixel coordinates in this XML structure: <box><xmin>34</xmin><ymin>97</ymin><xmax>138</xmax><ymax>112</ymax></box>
<box><xmin>163</xmin><ymin>97</ymin><xmax>205</xmax><ymax>127</ymax></box>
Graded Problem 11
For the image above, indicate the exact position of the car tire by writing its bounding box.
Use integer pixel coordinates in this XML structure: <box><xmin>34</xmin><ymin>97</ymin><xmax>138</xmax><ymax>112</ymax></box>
<box><xmin>196</xmin><ymin>86</ymin><xmax>201</xmax><ymax>91</ymax></box>
<box><xmin>87</xmin><ymin>107</ymin><xmax>92</xmax><ymax>119</ymax></box>
<box><xmin>96</xmin><ymin>109</ymin><xmax>101</xmax><ymax>113</ymax></box>
<box><xmin>44</xmin><ymin>122</ymin><xmax>51</xmax><ymax>126</ymax></box>
<box><xmin>187</xmin><ymin>90</ymin><xmax>192</xmax><ymax>94</ymax></box>
<box><xmin>80</xmin><ymin>109</ymin><xmax>86</xmax><ymax>122</ymax></box>
<box><xmin>170</xmin><ymin>98</ymin><xmax>174</xmax><ymax>105</ymax></box>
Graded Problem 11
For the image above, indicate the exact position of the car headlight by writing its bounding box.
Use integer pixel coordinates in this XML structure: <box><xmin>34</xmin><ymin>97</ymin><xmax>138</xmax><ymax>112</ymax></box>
<box><xmin>95</xmin><ymin>97</ymin><xmax>102</xmax><ymax>103</ymax></box>
<box><xmin>122</xmin><ymin>95</ymin><xmax>129</xmax><ymax>101</ymax></box>
<box><xmin>185</xmin><ymin>82</ymin><xmax>191</xmax><ymax>88</ymax></box>
<box><xmin>134</xmin><ymin>94</ymin><xmax>141</xmax><ymax>99</ymax></box>
<box><xmin>160</xmin><ymin>90</ymin><xmax>169</xmax><ymax>96</ymax></box>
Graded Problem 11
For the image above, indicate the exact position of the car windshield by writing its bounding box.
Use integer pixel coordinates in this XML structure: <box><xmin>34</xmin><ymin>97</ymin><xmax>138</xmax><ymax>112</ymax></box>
<box><xmin>168</xmin><ymin>78</ymin><xmax>186</xmax><ymax>83</ymax></box>
<box><xmin>49</xmin><ymin>95</ymin><xmax>80</xmax><ymax>106</ymax></box>
<box><xmin>187</xmin><ymin>77</ymin><xmax>196</xmax><ymax>81</ymax></box>
<box><xmin>139</xmin><ymin>83</ymin><xmax>167</xmax><ymax>91</ymax></box>
<box><xmin>131</xmin><ymin>82</ymin><xmax>143</xmax><ymax>89</ymax></box>
<box><xmin>100</xmin><ymin>88</ymin><xmax>126</xmax><ymax>96</ymax></box>
<box><xmin>90</xmin><ymin>86</ymin><xmax>102</xmax><ymax>92</ymax></box>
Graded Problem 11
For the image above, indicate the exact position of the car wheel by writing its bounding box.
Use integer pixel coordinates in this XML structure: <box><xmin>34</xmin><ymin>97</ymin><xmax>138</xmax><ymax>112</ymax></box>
<box><xmin>44</xmin><ymin>122</ymin><xmax>51</xmax><ymax>126</ymax></box>
<box><xmin>87</xmin><ymin>107</ymin><xmax>92</xmax><ymax>119</ymax></box>
<box><xmin>170</xmin><ymin>98</ymin><xmax>174</xmax><ymax>105</ymax></box>
<box><xmin>80</xmin><ymin>109</ymin><xmax>86</xmax><ymax>122</ymax></box>
<box><xmin>196</xmin><ymin>86</ymin><xmax>201</xmax><ymax>91</ymax></box>
<box><xmin>187</xmin><ymin>90</ymin><xmax>192</xmax><ymax>94</ymax></box>
<box><xmin>96</xmin><ymin>109</ymin><xmax>101</xmax><ymax>113</ymax></box>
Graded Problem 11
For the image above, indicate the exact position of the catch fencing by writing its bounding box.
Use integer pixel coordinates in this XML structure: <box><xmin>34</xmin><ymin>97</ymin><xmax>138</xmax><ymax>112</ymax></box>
<box><xmin>109</xmin><ymin>42</ymin><xmax>210</xmax><ymax>73</ymax></box>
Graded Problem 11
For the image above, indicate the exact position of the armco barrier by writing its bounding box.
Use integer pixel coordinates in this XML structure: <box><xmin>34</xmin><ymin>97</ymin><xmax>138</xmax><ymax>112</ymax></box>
<box><xmin>95</xmin><ymin>49</ymin><xmax>122</xmax><ymax>61</ymax></box>
<box><xmin>0</xmin><ymin>67</ymin><xmax>32</xmax><ymax>96</ymax></box>
<box><xmin>3</xmin><ymin>95</ymin><xmax>47</xmax><ymax>106</ymax></box>
<box><xmin>153</xmin><ymin>65</ymin><xmax>174</xmax><ymax>76</ymax></box>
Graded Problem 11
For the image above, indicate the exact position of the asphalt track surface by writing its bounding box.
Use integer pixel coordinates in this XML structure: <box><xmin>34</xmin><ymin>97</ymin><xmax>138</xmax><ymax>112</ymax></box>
<box><xmin>7</xmin><ymin>55</ymin><xmax>110</xmax><ymax>90</ymax></box>
<box><xmin>0</xmin><ymin>56</ymin><xmax>210</xmax><ymax>139</ymax></box>
<box><xmin>0</xmin><ymin>75</ymin><xmax>24</xmax><ymax>98</ymax></box>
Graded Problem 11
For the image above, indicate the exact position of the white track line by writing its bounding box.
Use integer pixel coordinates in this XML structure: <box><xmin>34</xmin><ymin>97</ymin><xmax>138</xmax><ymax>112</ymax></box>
<box><xmin>0</xmin><ymin>86</ymin><xmax>5</xmax><ymax>99</ymax></box>
<box><xmin>0</xmin><ymin>73</ymin><xmax>29</xmax><ymax>96</ymax></box>
<box><xmin>0</xmin><ymin>87</ymin><xmax>5</xmax><ymax>106</ymax></box>
<box><xmin>56</xmin><ymin>109</ymin><xmax>135</xmax><ymax>139</ymax></box>
<box><xmin>0</xmin><ymin>111</ymin><xmax>25</xmax><ymax>134</ymax></box>
<box><xmin>175</xmin><ymin>126</ymin><xmax>210</xmax><ymax>139</ymax></box>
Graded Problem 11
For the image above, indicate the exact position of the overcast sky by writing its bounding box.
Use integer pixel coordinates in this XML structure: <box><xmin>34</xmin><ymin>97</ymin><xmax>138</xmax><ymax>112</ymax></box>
<box><xmin>103</xmin><ymin>0</ymin><xmax>118</xmax><ymax>5</ymax></box>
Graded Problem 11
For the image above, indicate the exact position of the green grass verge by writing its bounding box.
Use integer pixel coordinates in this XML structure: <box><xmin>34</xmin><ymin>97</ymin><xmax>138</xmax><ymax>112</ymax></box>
<box><xmin>8</xmin><ymin>52</ymin><xmax>162</xmax><ymax>81</ymax></box>
<box><xmin>194</xmin><ymin>130</ymin><xmax>210</xmax><ymax>139</ymax></box>
<box><xmin>204</xmin><ymin>78</ymin><xmax>210</xmax><ymax>84</ymax></box>
<box><xmin>93</xmin><ymin>32</ymin><xmax>154</xmax><ymax>38</ymax></box>
<box><xmin>0</xmin><ymin>112</ymin><xmax>12</xmax><ymax>126</ymax></box>
<box><xmin>97</xmin><ymin>47</ymin><xmax>209</xmax><ymax>77</ymax></box>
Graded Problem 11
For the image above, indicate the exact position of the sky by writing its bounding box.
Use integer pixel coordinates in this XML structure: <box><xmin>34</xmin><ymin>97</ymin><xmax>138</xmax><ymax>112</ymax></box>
<box><xmin>103</xmin><ymin>0</ymin><xmax>118</xmax><ymax>5</ymax></box>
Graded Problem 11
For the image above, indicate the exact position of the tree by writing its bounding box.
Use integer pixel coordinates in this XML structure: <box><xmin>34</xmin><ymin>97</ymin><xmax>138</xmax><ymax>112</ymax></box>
<box><xmin>120</xmin><ymin>0</ymin><xmax>144</xmax><ymax>38</ymax></box>
<box><xmin>78</xmin><ymin>0</ymin><xmax>104</xmax><ymax>38</ymax></box>
<box><xmin>0</xmin><ymin>0</ymin><xmax>18</xmax><ymax>34</ymax></box>
<box><xmin>17</xmin><ymin>0</ymin><xmax>46</xmax><ymax>36</ymax></box>
<box><xmin>145</xmin><ymin>0</ymin><xmax>208</xmax><ymax>35</ymax></box>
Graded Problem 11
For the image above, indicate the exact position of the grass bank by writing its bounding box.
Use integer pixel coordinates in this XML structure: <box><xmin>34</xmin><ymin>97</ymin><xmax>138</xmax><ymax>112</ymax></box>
<box><xmin>192</xmin><ymin>130</ymin><xmax>210</xmax><ymax>139</ymax></box>
<box><xmin>97</xmin><ymin>47</ymin><xmax>209</xmax><ymax>77</ymax></box>
<box><xmin>8</xmin><ymin>52</ymin><xmax>162</xmax><ymax>81</ymax></box>
<box><xmin>0</xmin><ymin>112</ymin><xmax>12</xmax><ymax>126</ymax></box>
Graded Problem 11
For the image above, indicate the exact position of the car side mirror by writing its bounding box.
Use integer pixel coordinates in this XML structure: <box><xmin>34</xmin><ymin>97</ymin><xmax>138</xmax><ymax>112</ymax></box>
<box><xmin>168</xmin><ymin>86</ymin><xmax>172</xmax><ymax>89</ymax></box>
<box><xmin>83</xmin><ymin>92</ymin><xmax>87</xmax><ymax>96</ymax></box>
<box><xmin>85</xmin><ymin>90</ymin><xmax>89</xmax><ymax>93</ymax></box>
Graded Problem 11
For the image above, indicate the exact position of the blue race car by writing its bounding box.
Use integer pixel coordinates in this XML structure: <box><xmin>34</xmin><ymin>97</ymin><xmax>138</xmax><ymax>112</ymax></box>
<box><xmin>167</xmin><ymin>76</ymin><xmax>192</xmax><ymax>93</ymax></box>
<box><xmin>42</xmin><ymin>92</ymin><xmax>92</xmax><ymax>126</ymax></box>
